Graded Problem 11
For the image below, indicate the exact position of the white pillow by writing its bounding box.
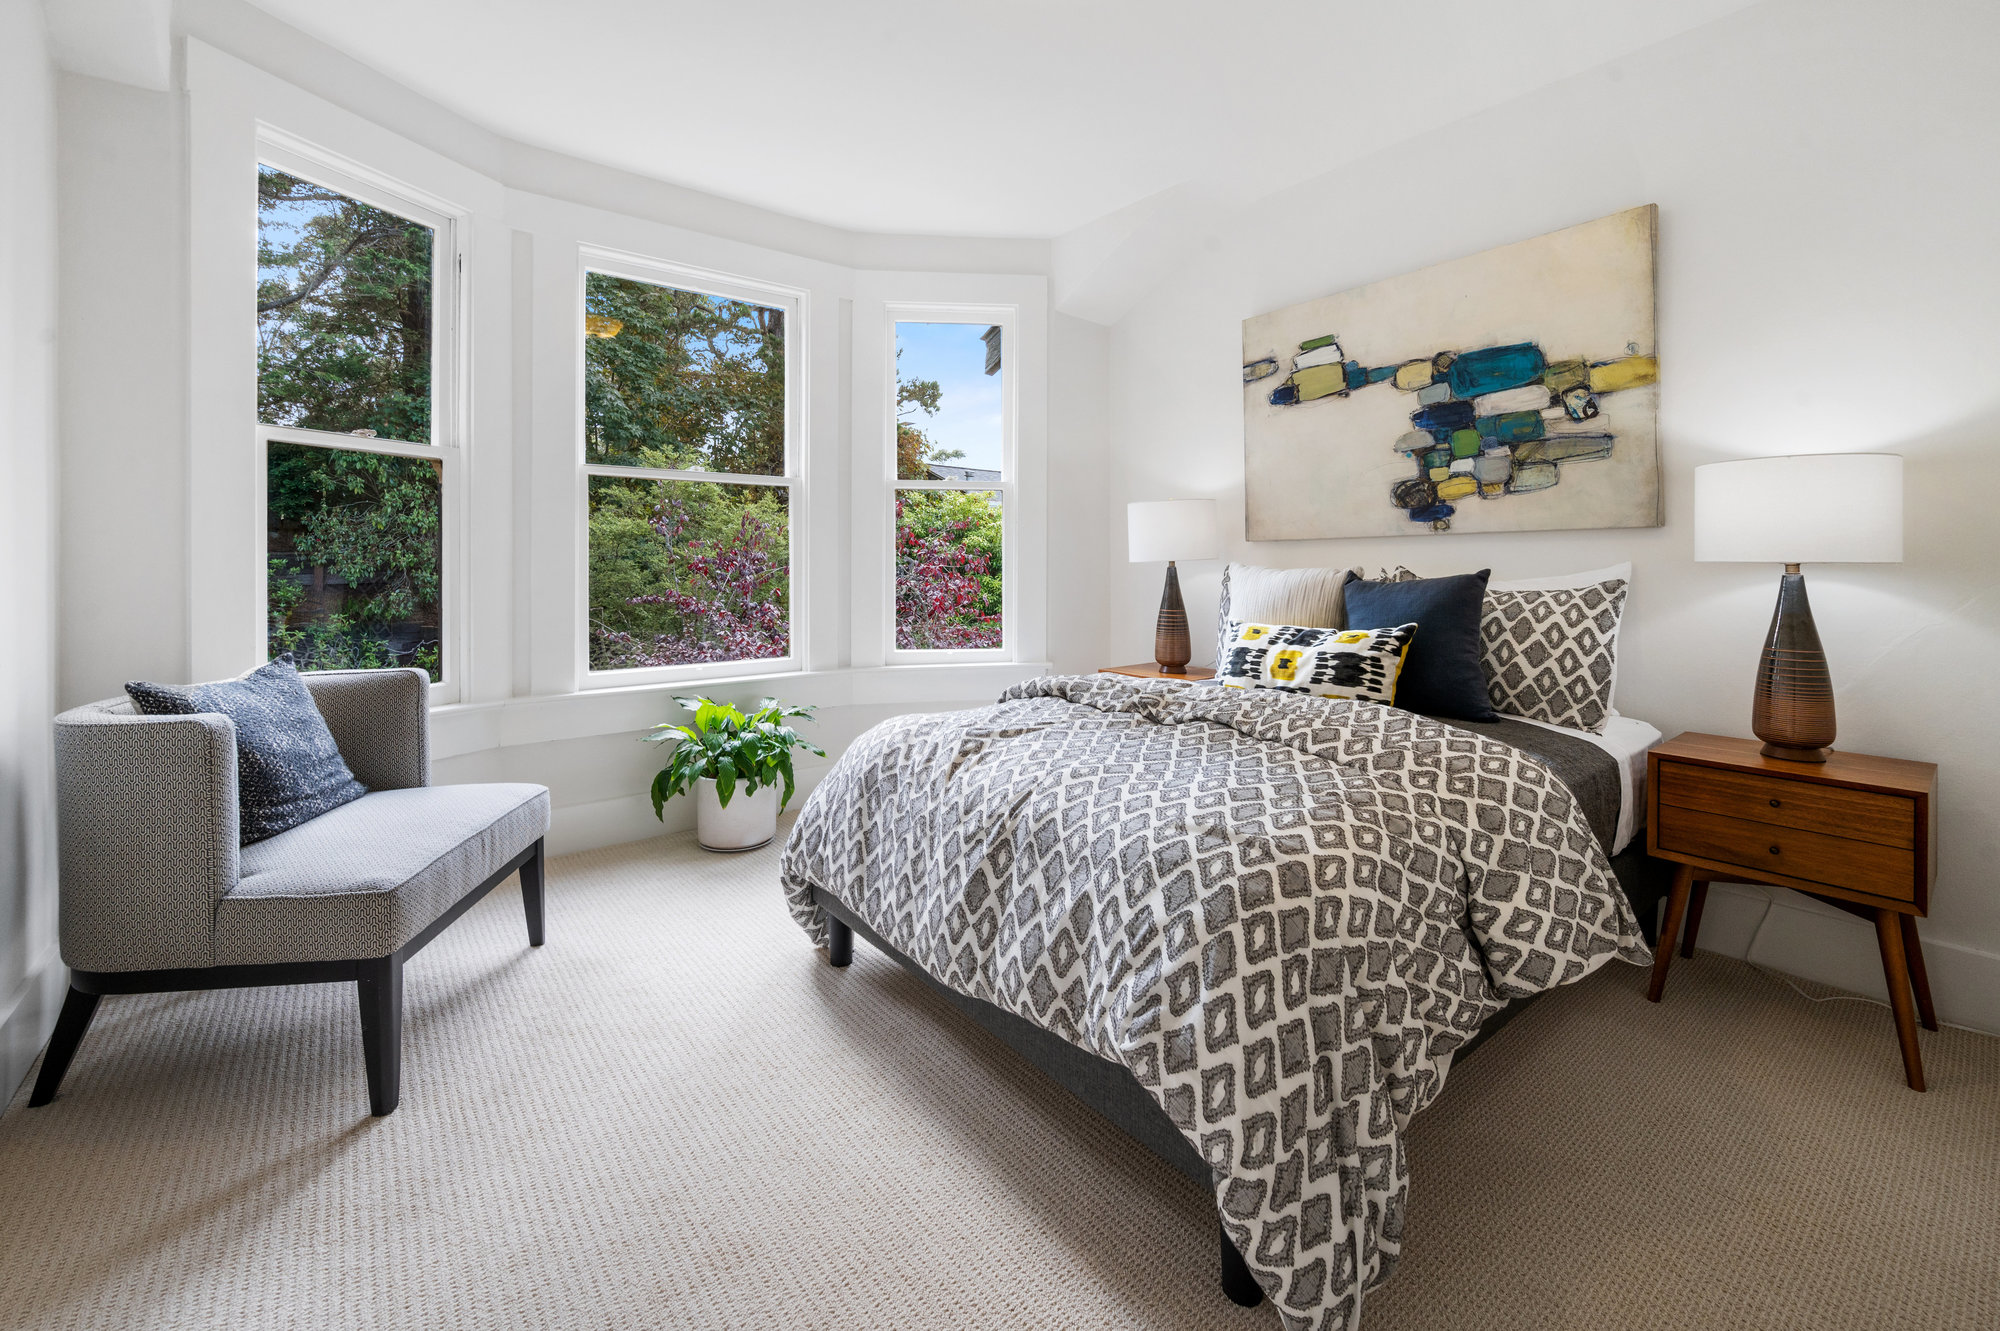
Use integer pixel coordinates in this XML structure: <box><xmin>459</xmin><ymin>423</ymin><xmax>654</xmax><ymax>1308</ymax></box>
<box><xmin>1215</xmin><ymin>563</ymin><xmax>1361</xmax><ymax>665</ymax></box>
<box><xmin>1488</xmin><ymin>562</ymin><xmax>1632</xmax><ymax>592</ymax></box>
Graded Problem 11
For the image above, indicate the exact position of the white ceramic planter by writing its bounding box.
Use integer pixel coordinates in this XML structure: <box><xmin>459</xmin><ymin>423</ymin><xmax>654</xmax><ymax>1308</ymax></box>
<box><xmin>693</xmin><ymin>777</ymin><xmax>779</xmax><ymax>852</ymax></box>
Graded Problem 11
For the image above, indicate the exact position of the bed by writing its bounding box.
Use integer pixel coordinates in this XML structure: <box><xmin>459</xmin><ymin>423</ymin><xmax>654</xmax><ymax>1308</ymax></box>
<box><xmin>781</xmin><ymin>674</ymin><xmax>1665</xmax><ymax>1330</ymax></box>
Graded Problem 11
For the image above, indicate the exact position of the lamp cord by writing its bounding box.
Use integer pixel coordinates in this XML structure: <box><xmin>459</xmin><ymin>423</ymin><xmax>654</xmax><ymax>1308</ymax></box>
<box><xmin>1737</xmin><ymin>893</ymin><xmax>1985</xmax><ymax>1035</ymax></box>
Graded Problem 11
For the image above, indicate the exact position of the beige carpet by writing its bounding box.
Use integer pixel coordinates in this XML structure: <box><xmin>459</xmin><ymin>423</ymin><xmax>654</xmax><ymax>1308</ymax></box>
<box><xmin>3</xmin><ymin>826</ymin><xmax>1996</xmax><ymax>1331</ymax></box>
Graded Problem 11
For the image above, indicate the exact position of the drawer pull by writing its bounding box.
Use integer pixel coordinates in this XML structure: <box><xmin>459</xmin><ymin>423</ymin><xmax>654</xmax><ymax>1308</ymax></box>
<box><xmin>1770</xmin><ymin>845</ymin><xmax>1781</xmax><ymax>855</ymax></box>
<box><xmin>1769</xmin><ymin>798</ymin><xmax>1781</xmax><ymax>808</ymax></box>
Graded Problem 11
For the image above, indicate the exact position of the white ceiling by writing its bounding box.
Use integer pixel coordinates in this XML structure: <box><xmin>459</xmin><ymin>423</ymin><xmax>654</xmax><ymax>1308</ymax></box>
<box><xmin>243</xmin><ymin>0</ymin><xmax>1758</xmax><ymax>240</ymax></box>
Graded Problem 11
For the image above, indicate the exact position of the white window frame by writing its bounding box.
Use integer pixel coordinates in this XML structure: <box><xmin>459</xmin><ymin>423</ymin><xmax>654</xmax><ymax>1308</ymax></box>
<box><xmin>880</xmin><ymin>302</ymin><xmax>1017</xmax><ymax>665</ymax></box>
<box><xmin>574</xmin><ymin>246</ymin><xmax>809</xmax><ymax>690</ymax></box>
<box><xmin>253</xmin><ymin>130</ymin><xmax>469</xmax><ymax>703</ymax></box>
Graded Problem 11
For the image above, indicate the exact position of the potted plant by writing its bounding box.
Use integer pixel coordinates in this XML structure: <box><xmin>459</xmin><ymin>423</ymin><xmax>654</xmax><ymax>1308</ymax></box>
<box><xmin>646</xmin><ymin>696</ymin><xmax>825</xmax><ymax>852</ymax></box>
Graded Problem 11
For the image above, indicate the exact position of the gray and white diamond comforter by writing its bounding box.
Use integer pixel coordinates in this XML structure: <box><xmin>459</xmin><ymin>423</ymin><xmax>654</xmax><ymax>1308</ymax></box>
<box><xmin>781</xmin><ymin>675</ymin><xmax>1650</xmax><ymax>1329</ymax></box>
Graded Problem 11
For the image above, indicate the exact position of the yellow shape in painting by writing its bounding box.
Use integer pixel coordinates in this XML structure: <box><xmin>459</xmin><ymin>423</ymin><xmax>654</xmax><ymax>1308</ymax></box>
<box><xmin>1427</xmin><ymin>466</ymin><xmax>1451</xmax><ymax>481</ymax></box>
<box><xmin>1271</xmin><ymin>650</ymin><xmax>1303</xmax><ymax>681</ymax></box>
<box><xmin>1589</xmin><ymin>355</ymin><xmax>1658</xmax><ymax>393</ymax></box>
<box><xmin>1436</xmin><ymin>475</ymin><xmax>1478</xmax><ymax>500</ymax></box>
<box><xmin>1393</xmin><ymin>361</ymin><xmax>1434</xmax><ymax>391</ymax></box>
<box><xmin>1289</xmin><ymin>364</ymin><xmax>1349</xmax><ymax>402</ymax></box>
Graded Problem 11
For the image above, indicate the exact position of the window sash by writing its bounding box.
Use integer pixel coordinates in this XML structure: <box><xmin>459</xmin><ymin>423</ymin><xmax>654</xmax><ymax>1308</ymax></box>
<box><xmin>253</xmin><ymin>136</ymin><xmax>465</xmax><ymax>702</ymax></box>
<box><xmin>577</xmin><ymin>250</ymin><xmax>807</xmax><ymax>685</ymax></box>
<box><xmin>883</xmin><ymin>306</ymin><xmax>1017</xmax><ymax>663</ymax></box>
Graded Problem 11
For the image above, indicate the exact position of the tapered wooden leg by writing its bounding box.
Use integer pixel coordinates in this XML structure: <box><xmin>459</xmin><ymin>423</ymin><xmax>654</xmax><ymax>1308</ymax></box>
<box><xmin>1899</xmin><ymin>914</ymin><xmax>1938</xmax><ymax>1033</ymax></box>
<box><xmin>1647</xmin><ymin>864</ymin><xmax>1697</xmax><ymax>1002</ymax></box>
<box><xmin>27</xmin><ymin>987</ymin><xmax>102</xmax><ymax>1108</ymax></box>
<box><xmin>1873</xmin><ymin>910</ymin><xmax>1926</xmax><ymax>1092</ymax></box>
<box><xmin>826</xmin><ymin>916</ymin><xmax>853</xmax><ymax>968</ymax></box>
<box><xmin>520</xmin><ymin>838</ymin><xmax>546</xmax><ymax>947</ymax></box>
<box><xmin>1220</xmin><ymin>1221</ymin><xmax>1263</xmax><ymax>1307</ymax></box>
<box><xmin>357</xmin><ymin>956</ymin><xmax>404</xmax><ymax>1116</ymax></box>
<box><xmin>1679</xmin><ymin>881</ymin><xmax>1710</xmax><ymax>959</ymax></box>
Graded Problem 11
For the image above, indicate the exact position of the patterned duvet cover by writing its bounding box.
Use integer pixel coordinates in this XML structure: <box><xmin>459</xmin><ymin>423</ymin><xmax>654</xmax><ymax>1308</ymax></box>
<box><xmin>781</xmin><ymin>675</ymin><xmax>1649</xmax><ymax>1329</ymax></box>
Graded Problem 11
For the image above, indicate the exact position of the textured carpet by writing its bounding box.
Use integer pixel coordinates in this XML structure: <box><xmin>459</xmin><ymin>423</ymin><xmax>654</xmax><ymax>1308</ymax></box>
<box><xmin>2</xmin><ymin>826</ymin><xmax>1995</xmax><ymax>1331</ymax></box>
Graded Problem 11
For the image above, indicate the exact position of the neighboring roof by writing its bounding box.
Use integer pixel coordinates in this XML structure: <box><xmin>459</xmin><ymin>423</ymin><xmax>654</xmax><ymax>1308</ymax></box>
<box><xmin>982</xmin><ymin>325</ymin><xmax>1002</xmax><ymax>376</ymax></box>
<box><xmin>926</xmin><ymin>464</ymin><xmax>1001</xmax><ymax>484</ymax></box>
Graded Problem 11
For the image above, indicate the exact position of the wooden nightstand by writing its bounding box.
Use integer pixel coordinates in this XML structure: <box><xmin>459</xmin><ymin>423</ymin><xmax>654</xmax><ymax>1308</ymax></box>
<box><xmin>1645</xmin><ymin>732</ymin><xmax>1940</xmax><ymax>1090</ymax></box>
<box><xmin>1099</xmin><ymin>663</ymin><xmax>1215</xmax><ymax>680</ymax></box>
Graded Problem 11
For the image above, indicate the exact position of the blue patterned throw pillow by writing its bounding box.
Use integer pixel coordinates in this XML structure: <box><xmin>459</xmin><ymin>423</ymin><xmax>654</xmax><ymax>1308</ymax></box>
<box><xmin>126</xmin><ymin>660</ymin><xmax>369</xmax><ymax>844</ymax></box>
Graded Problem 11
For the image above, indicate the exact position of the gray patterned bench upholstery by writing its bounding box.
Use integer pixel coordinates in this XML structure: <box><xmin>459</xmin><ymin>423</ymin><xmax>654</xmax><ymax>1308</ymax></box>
<box><xmin>31</xmin><ymin>668</ymin><xmax>550</xmax><ymax>1117</ymax></box>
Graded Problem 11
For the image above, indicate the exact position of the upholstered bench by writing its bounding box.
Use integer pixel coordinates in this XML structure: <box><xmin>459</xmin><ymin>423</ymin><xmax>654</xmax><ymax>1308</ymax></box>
<box><xmin>32</xmin><ymin>667</ymin><xmax>549</xmax><ymax>1117</ymax></box>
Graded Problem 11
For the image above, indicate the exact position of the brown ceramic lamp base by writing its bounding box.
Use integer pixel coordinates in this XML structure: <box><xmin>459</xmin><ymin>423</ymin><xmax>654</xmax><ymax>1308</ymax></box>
<box><xmin>1752</xmin><ymin>564</ymin><xmax>1835</xmax><ymax>764</ymax></box>
<box><xmin>1153</xmin><ymin>561</ymin><xmax>1191</xmax><ymax>674</ymax></box>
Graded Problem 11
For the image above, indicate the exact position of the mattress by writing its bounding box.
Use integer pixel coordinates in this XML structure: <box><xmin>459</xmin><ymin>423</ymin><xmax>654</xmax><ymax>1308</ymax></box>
<box><xmin>1501</xmin><ymin>712</ymin><xmax>1662</xmax><ymax>855</ymax></box>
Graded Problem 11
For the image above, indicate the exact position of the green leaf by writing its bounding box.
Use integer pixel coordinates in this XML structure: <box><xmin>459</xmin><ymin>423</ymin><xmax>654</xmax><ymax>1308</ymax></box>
<box><xmin>713</xmin><ymin>763</ymin><xmax>735</xmax><ymax>808</ymax></box>
<box><xmin>650</xmin><ymin>769</ymin><xmax>671</xmax><ymax>820</ymax></box>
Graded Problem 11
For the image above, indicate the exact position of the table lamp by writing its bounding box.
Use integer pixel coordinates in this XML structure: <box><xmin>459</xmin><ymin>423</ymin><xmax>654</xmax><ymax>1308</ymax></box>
<box><xmin>1694</xmin><ymin>453</ymin><xmax>1903</xmax><ymax>762</ymax></box>
<box><xmin>1127</xmin><ymin>499</ymin><xmax>1219</xmax><ymax>674</ymax></box>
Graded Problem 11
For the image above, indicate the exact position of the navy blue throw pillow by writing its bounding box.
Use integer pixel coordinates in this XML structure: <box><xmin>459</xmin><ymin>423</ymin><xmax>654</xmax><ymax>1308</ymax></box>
<box><xmin>127</xmin><ymin>660</ymin><xmax>369</xmax><ymax>844</ymax></box>
<box><xmin>1343</xmin><ymin>570</ymin><xmax>1498</xmax><ymax>722</ymax></box>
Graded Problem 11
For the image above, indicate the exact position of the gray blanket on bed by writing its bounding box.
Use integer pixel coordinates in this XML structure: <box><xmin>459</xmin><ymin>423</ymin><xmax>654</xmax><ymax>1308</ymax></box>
<box><xmin>781</xmin><ymin>675</ymin><xmax>1650</xmax><ymax>1330</ymax></box>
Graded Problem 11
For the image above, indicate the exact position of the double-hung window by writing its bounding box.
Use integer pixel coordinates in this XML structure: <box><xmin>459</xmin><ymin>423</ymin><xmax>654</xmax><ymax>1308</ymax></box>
<box><xmin>888</xmin><ymin>313</ymin><xmax>1011</xmax><ymax>658</ymax></box>
<box><xmin>256</xmin><ymin>151</ymin><xmax>460</xmax><ymax>693</ymax></box>
<box><xmin>580</xmin><ymin>255</ymin><xmax>803</xmax><ymax>681</ymax></box>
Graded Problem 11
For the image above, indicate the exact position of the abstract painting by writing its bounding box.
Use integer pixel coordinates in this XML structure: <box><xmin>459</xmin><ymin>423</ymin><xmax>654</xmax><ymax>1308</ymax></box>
<box><xmin>1242</xmin><ymin>205</ymin><xmax>1659</xmax><ymax>539</ymax></box>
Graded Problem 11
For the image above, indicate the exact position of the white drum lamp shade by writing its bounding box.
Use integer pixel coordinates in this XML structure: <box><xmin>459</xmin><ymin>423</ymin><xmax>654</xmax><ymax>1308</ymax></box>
<box><xmin>1692</xmin><ymin>452</ymin><xmax>1903</xmax><ymax>763</ymax></box>
<box><xmin>1127</xmin><ymin>500</ymin><xmax>1219</xmax><ymax>564</ymax></box>
<box><xmin>1694</xmin><ymin>453</ymin><xmax>1903</xmax><ymax>564</ymax></box>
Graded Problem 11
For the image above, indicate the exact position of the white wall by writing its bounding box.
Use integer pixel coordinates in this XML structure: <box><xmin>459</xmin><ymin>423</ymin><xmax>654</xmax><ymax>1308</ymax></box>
<box><xmin>0</xmin><ymin>0</ymin><xmax>65</xmax><ymax>1100</ymax></box>
<box><xmin>1101</xmin><ymin>0</ymin><xmax>2000</xmax><ymax>1031</ymax></box>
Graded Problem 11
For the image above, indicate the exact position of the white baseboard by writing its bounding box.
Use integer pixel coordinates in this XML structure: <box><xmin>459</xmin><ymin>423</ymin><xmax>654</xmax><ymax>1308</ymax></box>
<box><xmin>1</xmin><ymin>951</ymin><xmax>68</xmax><ymax>1109</ymax></box>
<box><xmin>1680</xmin><ymin>881</ymin><xmax>2000</xmax><ymax>1037</ymax></box>
<box><xmin>545</xmin><ymin>760</ymin><xmax>833</xmax><ymax>857</ymax></box>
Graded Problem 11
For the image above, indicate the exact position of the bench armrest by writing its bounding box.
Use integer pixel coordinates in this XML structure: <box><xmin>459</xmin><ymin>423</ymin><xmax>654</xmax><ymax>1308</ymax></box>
<box><xmin>54</xmin><ymin>702</ymin><xmax>239</xmax><ymax>971</ymax></box>
<box><xmin>302</xmin><ymin>668</ymin><xmax>430</xmax><ymax>791</ymax></box>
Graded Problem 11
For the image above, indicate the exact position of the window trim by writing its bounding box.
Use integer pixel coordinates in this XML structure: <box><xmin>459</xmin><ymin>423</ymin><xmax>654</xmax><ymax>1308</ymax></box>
<box><xmin>253</xmin><ymin>135</ymin><xmax>468</xmax><ymax>703</ymax></box>
<box><xmin>881</xmin><ymin>302</ymin><xmax>1018</xmax><ymax>666</ymax></box>
<box><xmin>573</xmin><ymin>245</ymin><xmax>810</xmax><ymax>691</ymax></box>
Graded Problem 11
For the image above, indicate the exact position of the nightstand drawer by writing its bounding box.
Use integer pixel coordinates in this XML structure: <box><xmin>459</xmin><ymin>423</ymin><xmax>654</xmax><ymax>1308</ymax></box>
<box><xmin>1654</xmin><ymin>805</ymin><xmax>1916</xmax><ymax>902</ymax></box>
<box><xmin>1656</xmin><ymin>761</ymin><xmax>1916</xmax><ymax>848</ymax></box>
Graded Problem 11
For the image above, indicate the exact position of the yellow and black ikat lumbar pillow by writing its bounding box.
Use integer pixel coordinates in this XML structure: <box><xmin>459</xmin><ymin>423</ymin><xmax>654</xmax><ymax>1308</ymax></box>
<box><xmin>1216</xmin><ymin>619</ymin><xmax>1419</xmax><ymax>704</ymax></box>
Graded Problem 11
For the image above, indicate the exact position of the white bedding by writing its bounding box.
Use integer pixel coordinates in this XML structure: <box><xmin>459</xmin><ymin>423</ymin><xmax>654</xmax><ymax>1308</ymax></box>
<box><xmin>1503</xmin><ymin>711</ymin><xmax>1662</xmax><ymax>855</ymax></box>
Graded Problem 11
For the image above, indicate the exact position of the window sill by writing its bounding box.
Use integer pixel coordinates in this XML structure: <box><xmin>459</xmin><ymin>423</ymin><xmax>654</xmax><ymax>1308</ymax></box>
<box><xmin>428</xmin><ymin>660</ymin><xmax>1052</xmax><ymax>760</ymax></box>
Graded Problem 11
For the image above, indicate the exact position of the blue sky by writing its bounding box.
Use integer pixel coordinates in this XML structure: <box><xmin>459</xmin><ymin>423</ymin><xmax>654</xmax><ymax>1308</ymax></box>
<box><xmin>897</xmin><ymin>321</ymin><xmax>1003</xmax><ymax>472</ymax></box>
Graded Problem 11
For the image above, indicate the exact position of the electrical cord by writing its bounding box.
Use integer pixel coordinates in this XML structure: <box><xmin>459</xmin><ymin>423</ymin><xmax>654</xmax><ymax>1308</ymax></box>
<box><xmin>1737</xmin><ymin>892</ymin><xmax>1984</xmax><ymax>1035</ymax></box>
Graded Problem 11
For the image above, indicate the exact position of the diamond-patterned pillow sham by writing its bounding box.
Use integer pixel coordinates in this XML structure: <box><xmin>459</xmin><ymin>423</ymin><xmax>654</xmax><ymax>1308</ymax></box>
<box><xmin>1480</xmin><ymin>578</ymin><xmax>1629</xmax><ymax>732</ymax></box>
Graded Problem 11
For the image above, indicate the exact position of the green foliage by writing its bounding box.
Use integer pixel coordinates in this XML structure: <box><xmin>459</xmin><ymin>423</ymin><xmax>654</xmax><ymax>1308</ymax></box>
<box><xmin>258</xmin><ymin>169</ymin><xmax>433</xmax><ymax>441</ymax></box>
<box><xmin>587</xmin><ymin>470</ymin><xmax>789</xmax><ymax>663</ymax></box>
<box><xmin>584</xmin><ymin>274</ymin><xmax>785</xmax><ymax>474</ymax></box>
<box><xmin>899</xmin><ymin>488</ymin><xmax>1003</xmax><ymax>619</ymax></box>
<box><xmin>267</xmin><ymin>444</ymin><xmax>443</xmax><ymax>680</ymax></box>
<box><xmin>645</xmin><ymin>696</ymin><xmax>825</xmax><ymax>816</ymax></box>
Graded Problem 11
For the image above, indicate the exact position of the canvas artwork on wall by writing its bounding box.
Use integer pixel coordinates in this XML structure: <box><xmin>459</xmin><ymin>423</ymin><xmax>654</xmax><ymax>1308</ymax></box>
<box><xmin>1242</xmin><ymin>204</ymin><xmax>1660</xmax><ymax>540</ymax></box>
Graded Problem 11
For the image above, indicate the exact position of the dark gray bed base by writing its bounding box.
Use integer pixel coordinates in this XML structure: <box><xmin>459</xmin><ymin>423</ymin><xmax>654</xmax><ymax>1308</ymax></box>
<box><xmin>808</xmin><ymin>846</ymin><xmax>1671</xmax><ymax>1309</ymax></box>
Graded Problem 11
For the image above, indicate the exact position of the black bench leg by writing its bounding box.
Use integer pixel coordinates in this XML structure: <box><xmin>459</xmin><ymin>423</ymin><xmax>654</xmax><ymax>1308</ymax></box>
<box><xmin>27</xmin><ymin>986</ymin><xmax>101</xmax><ymax>1108</ymax></box>
<box><xmin>826</xmin><ymin>916</ymin><xmax>853</xmax><ymax>968</ymax></box>
<box><xmin>357</xmin><ymin>956</ymin><xmax>404</xmax><ymax>1117</ymax></box>
<box><xmin>1220</xmin><ymin>1221</ymin><xmax>1263</xmax><ymax>1307</ymax></box>
<box><xmin>521</xmin><ymin>837</ymin><xmax>546</xmax><ymax>947</ymax></box>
